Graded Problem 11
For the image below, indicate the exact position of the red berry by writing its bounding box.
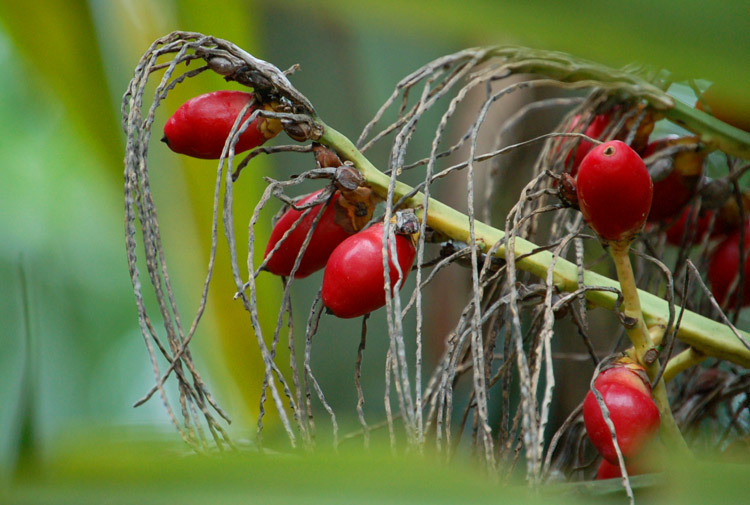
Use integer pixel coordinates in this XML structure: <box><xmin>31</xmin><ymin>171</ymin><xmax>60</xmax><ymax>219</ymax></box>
<box><xmin>595</xmin><ymin>459</ymin><xmax>647</xmax><ymax>480</ymax></box>
<box><xmin>595</xmin><ymin>459</ymin><xmax>624</xmax><ymax>480</ymax></box>
<box><xmin>648</xmin><ymin>169</ymin><xmax>696</xmax><ymax>223</ymax></box>
<box><xmin>595</xmin><ymin>361</ymin><xmax>651</xmax><ymax>396</ymax></box>
<box><xmin>321</xmin><ymin>222</ymin><xmax>416</xmax><ymax>319</ymax></box>
<box><xmin>576</xmin><ymin>140</ymin><xmax>653</xmax><ymax>242</ymax></box>
<box><xmin>643</xmin><ymin>137</ymin><xmax>705</xmax><ymax>223</ymax></box>
<box><xmin>566</xmin><ymin>113</ymin><xmax>611</xmax><ymax>177</ymax></box>
<box><xmin>583</xmin><ymin>364</ymin><xmax>660</xmax><ymax>465</ymax></box>
<box><xmin>596</xmin><ymin>459</ymin><xmax>623</xmax><ymax>480</ymax></box>
<box><xmin>263</xmin><ymin>189</ymin><xmax>354</xmax><ymax>278</ymax></box>
<box><xmin>665</xmin><ymin>206</ymin><xmax>713</xmax><ymax>246</ymax></box>
<box><xmin>708</xmin><ymin>228</ymin><xmax>750</xmax><ymax>307</ymax></box>
<box><xmin>163</xmin><ymin>90</ymin><xmax>281</xmax><ymax>159</ymax></box>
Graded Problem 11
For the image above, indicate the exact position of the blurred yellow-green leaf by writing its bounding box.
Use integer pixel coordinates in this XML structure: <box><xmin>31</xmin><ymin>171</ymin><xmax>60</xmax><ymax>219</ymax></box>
<box><xmin>2</xmin><ymin>0</ymin><xmax>750</xmax><ymax>500</ymax></box>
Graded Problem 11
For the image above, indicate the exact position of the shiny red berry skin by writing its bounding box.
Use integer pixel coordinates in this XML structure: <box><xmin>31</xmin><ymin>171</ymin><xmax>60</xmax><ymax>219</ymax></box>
<box><xmin>595</xmin><ymin>459</ymin><xmax>622</xmax><ymax>480</ymax></box>
<box><xmin>643</xmin><ymin>137</ymin><xmax>705</xmax><ymax>223</ymax></box>
<box><xmin>595</xmin><ymin>363</ymin><xmax>651</xmax><ymax>396</ymax></box>
<box><xmin>321</xmin><ymin>222</ymin><xmax>416</xmax><ymax>319</ymax></box>
<box><xmin>264</xmin><ymin>190</ymin><xmax>353</xmax><ymax>279</ymax></box>
<box><xmin>163</xmin><ymin>90</ymin><xmax>281</xmax><ymax>159</ymax></box>
<box><xmin>566</xmin><ymin>113</ymin><xmax>611</xmax><ymax>177</ymax></box>
<box><xmin>708</xmin><ymin>228</ymin><xmax>750</xmax><ymax>307</ymax></box>
<box><xmin>583</xmin><ymin>365</ymin><xmax>660</xmax><ymax>465</ymax></box>
<box><xmin>576</xmin><ymin>140</ymin><xmax>653</xmax><ymax>242</ymax></box>
<box><xmin>595</xmin><ymin>458</ymin><xmax>647</xmax><ymax>480</ymax></box>
<box><xmin>665</xmin><ymin>207</ymin><xmax>713</xmax><ymax>246</ymax></box>
<box><xmin>595</xmin><ymin>459</ymin><xmax>625</xmax><ymax>480</ymax></box>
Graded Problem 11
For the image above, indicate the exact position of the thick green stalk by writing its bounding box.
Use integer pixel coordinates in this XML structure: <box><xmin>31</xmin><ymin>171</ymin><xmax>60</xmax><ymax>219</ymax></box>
<box><xmin>663</xmin><ymin>100</ymin><xmax>750</xmax><ymax>160</ymax></box>
<box><xmin>609</xmin><ymin>242</ymin><xmax>690</xmax><ymax>457</ymax></box>
<box><xmin>663</xmin><ymin>348</ymin><xmax>708</xmax><ymax>383</ymax></box>
<box><xmin>480</xmin><ymin>46</ymin><xmax>750</xmax><ymax>160</ymax></box>
<box><xmin>318</xmin><ymin>122</ymin><xmax>750</xmax><ymax>369</ymax></box>
<box><xmin>609</xmin><ymin>243</ymin><xmax>656</xmax><ymax>364</ymax></box>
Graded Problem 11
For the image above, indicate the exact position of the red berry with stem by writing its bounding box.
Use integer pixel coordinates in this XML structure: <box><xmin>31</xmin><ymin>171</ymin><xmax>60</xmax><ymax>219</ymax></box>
<box><xmin>321</xmin><ymin>222</ymin><xmax>417</xmax><ymax>319</ymax></box>
<box><xmin>566</xmin><ymin>113</ymin><xmax>611</xmax><ymax>176</ymax></box>
<box><xmin>264</xmin><ymin>189</ymin><xmax>354</xmax><ymax>279</ymax></box>
<box><xmin>583</xmin><ymin>362</ymin><xmax>660</xmax><ymax>465</ymax></box>
<box><xmin>163</xmin><ymin>90</ymin><xmax>281</xmax><ymax>159</ymax></box>
<box><xmin>708</xmin><ymin>227</ymin><xmax>750</xmax><ymax>308</ymax></box>
<box><xmin>576</xmin><ymin>140</ymin><xmax>653</xmax><ymax>243</ymax></box>
<box><xmin>595</xmin><ymin>359</ymin><xmax>652</xmax><ymax>396</ymax></box>
<box><xmin>644</xmin><ymin>136</ymin><xmax>705</xmax><ymax>223</ymax></box>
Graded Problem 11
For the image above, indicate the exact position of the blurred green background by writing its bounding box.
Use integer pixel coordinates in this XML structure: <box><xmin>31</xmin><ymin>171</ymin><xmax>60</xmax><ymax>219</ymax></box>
<box><xmin>2</xmin><ymin>0</ymin><xmax>749</xmax><ymax>502</ymax></box>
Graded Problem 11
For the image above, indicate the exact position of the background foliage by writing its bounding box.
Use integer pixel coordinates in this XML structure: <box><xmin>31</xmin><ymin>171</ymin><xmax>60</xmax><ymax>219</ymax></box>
<box><xmin>1</xmin><ymin>0</ymin><xmax>748</xmax><ymax>501</ymax></box>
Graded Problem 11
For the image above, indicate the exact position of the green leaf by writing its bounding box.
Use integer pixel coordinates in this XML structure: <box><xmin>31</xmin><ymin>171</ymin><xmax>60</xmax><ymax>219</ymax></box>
<box><xmin>0</xmin><ymin>0</ymin><xmax>122</xmax><ymax>167</ymax></box>
<box><xmin>285</xmin><ymin>0</ymin><xmax>750</xmax><ymax>102</ymax></box>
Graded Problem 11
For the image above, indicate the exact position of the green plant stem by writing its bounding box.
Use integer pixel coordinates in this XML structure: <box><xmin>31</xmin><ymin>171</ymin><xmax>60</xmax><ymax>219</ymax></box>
<box><xmin>649</xmin><ymin>323</ymin><xmax>667</xmax><ymax>346</ymax></box>
<box><xmin>663</xmin><ymin>347</ymin><xmax>708</xmax><ymax>383</ymax></box>
<box><xmin>481</xmin><ymin>46</ymin><xmax>750</xmax><ymax>160</ymax></box>
<box><xmin>318</xmin><ymin>122</ymin><xmax>750</xmax><ymax>370</ymax></box>
<box><xmin>609</xmin><ymin>243</ymin><xmax>655</xmax><ymax>363</ymax></box>
<box><xmin>608</xmin><ymin>242</ymin><xmax>690</xmax><ymax>457</ymax></box>
<box><xmin>663</xmin><ymin>99</ymin><xmax>750</xmax><ymax>160</ymax></box>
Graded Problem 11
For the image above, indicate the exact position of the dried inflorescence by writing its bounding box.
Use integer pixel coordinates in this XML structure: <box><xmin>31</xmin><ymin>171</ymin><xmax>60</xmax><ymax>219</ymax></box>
<box><xmin>123</xmin><ymin>32</ymin><xmax>750</xmax><ymax>483</ymax></box>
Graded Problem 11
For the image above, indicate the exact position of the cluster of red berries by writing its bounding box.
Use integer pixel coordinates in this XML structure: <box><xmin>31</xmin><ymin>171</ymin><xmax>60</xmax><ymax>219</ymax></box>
<box><xmin>264</xmin><ymin>192</ymin><xmax>417</xmax><ymax>319</ymax></box>
<box><xmin>162</xmin><ymin>90</ymin><xmax>417</xmax><ymax>319</ymax></box>
<box><xmin>583</xmin><ymin>358</ymin><xmax>660</xmax><ymax>479</ymax></box>
<box><xmin>562</xmin><ymin>89</ymin><xmax>750</xmax><ymax>308</ymax></box>
<box><xmin>161</xmin><ymin>87</ymin><xmax>749</xmax><ymax>313</ymax></box>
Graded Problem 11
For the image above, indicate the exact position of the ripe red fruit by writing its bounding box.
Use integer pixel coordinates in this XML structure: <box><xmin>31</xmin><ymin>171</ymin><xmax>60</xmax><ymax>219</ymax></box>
<box><xmin>163</xmin><ymin>90</ymin><xmax>281</xmax><ymax>159</ymax></box>
<box><xmin>583</xmin><ymin>363</ymin><xmax>660</xmax><ymax>465</ymax></box>
<box><xmin>707</xmin><ymin>228</ymin><xmax>750</xmax><ymax>307</ymax></box>
<box><xmin>566</xmin><ymin>113</ymin><xmax>611</xmax><ymax>177</ymax></box>
<box><xmin>264</xmin><ymin>189</ymin><xmax>353</xmax><ymax>278</ymax></box>
<box><xmin>595</xmin><ymin>458</ymin><xmax>648</xmax><ymax>480</ymax></box>
<box><xmin>595</xmin><ymin>459</ymin><xmax>622</xmax><ymax>480</ymax></box>
<box><xmin>596</xmin><ymin>459</ymin><xmax>624</xmax><ymax>480</ymax></box>
<box><xmin>321</xmin><ymin>222</ymin><xmax>417</xmax><ymax>319</ymax></box>
<box><xmin>644</xmin><ymin>137</ymin><xmax>705</xmax><ymax>223</ymax></box>
<box><xmin>665</xmin><ymin>206</ymin><xmax>713</xmax><ymax>246</ymax></box>
<box><xmin>594</xmin><ymin>361</ymin><xmax>651</xmax><ymax>396</ymax></box>
<box><xmin>576</xmin><ymin>140</ymin><xmax>653</xmax><ymax>242</ymax></box>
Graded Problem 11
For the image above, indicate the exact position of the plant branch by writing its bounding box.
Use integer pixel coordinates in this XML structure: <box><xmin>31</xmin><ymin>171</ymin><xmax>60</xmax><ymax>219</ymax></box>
<box><xmin>663</xmin><ymin>347</ymin><xmax>708</xmax><ymax>383</ymax></box>
<box><xmin>662</xmin><ymin>99</ymin><xmax>750</xmax><ymax>160</ymax></box>
<box><xmin>318</xmin><ymin>122</ymin><xmax>750</xmax><ymax>369</ymax></box>
<box><xmin>608</xmin><ymin>242</ymin><xmax>690</xmax><ymax>457</ymax></box>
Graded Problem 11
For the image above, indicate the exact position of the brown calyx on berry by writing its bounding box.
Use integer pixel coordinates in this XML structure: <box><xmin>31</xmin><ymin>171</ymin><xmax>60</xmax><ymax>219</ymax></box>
<box><xmin>332</xmin><ymin>169</ymin><xmax>382</xmax><ymax>234</ymax></box>
<box><xmin>334</xmin><ymin>164</ymin><xmax>365</xmax><ymax>192</ymax></box>
<box><xmin>600</xmin><ymin>355</ymin><xmax>652</xmax><ymax>392</ymax></box>
<box><xmin>389</xmin><ymin>209</ymin><xmax>420</xmax><ymax>247</ymax></box>
<box><xmin>558</xmin><ymin>173</ymin><xmax>579</xmax><ymax>209</ymax></box>
<box><xmin>283</xmin><ymin>118</ymin><xmax>322</xmax><ymax>142</ymax></box>
<box><xmin>313</xmin><ymin>142</ymin><xmax>344</xmax><ymax>169</ymax></box>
